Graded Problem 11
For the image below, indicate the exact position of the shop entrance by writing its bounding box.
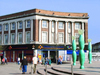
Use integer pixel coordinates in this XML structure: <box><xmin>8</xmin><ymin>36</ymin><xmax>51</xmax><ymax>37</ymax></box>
<box><xmin>42</xmin><ymin>50</ymin><xmax>57</xmax><ymax>63</ymax></box>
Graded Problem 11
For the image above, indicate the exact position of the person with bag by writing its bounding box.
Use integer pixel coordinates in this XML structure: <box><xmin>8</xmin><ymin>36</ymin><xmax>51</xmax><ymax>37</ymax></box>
<box><xmin>21</xmin><ymin>56</ymin><xmax>28</xmax><ymax>74</ymax></box>
<box><xmin>32</xmin><ymin>55</ymin><xmax>38</xmax><ymax>74</ymax></box>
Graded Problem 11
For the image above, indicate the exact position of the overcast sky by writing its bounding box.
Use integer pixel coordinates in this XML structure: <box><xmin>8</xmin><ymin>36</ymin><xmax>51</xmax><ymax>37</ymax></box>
<box><xmin>0</xmin><ymin>0</ymin><xmax>100</xmax><ymax>44</ymax></box>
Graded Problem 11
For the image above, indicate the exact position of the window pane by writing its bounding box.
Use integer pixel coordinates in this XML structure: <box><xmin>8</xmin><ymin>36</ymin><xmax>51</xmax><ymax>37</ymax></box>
<box><xmin>68</xmin><ymin>34</ymin><xmax>71</xmax><ymax>43</ymax></box>
<box><xmin>52</xmin><ymin>33</ymin><xmax>54</xmax><ymax>43</ymax></box>
<box><xmin>19</xmin><ymin>22</ymin><xmax>22</xmax><ymax>29</ymax></box>
<box><xmin>42</xmin><ymin>32</ymin><xmax>47</xmax><ymax>42</ymax></box>
<box><xmin>59</xmin><ymin>33</ymin><xmax>63</xmax><ymax>43</ymax></box>
<box><xmin>59</xmin><ymin>22</ymin><xmax>63</xmax><ymax>29</ymax></box>
<box><xmin>0</xmin><ymin>35</ymin><xmax>2</xmax><ymax>44</ymax></box>
<box><xmin>18</xmin><ymin>33</ymin><xmax>22</xmax><ymax>43</ymax></box>
<box><xmin>75</xmin><ymin>23</ymin><xmax>80</xmax><ymax>30</ymax></box>
<box><xmin>12</xmin><ymin>23</ymin><xmax>15</xmax><ymax>30</ymax></box>
<box><xmin>5</xmin><ymin>35</ymin><xmax>8</xmax><ymax>43</ymax></box>
<box><xmin>27</xmin><ymin>20</ymin><xmax>30</xmax><ymax>28</ymax></box>
<box><xmin>5</xmin><ymin>24</ymin><xmax>8</xmax><ymax>31</ymax></box>
<box><xmin>68</xmin><ymin>23</ymin><xmax>71</xmax><ymax>29</ymax></box>
<box><xmin>11</xmin><ymin>34</ymin><xmax>15</xmax><ymax>43</ymax></box>
<box><xmin>75</xmin><ymin>33</ymin><xmax>79</xmax><ymax>43</ymax></box>
<box><xmin>0</xmin><ymin>25</ymin><xmax>2</xmax><ymax>31</ymax></box>
<box><xmin>42</xmin><ymin>21</ymin><xmax>47</xmax><ymax>28</ymax></box>
<box><xmin>26</xmin><ymin>32</ymin><xmax>30</xmax><ymax>42</ymax></box>
<box><xmin>52</xmin><ymin>22</ymin><xmax>54</xmax><ymax>28</ymax></box>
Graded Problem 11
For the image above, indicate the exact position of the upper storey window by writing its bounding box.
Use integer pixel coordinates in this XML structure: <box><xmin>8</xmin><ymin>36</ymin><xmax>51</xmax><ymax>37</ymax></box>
<box><xmin>11</xmin><ymin>23</ymin><xmax>15</xmax><ymax>30</ymax></box>
<box><xmin>52</xmin><ymin>21</ymin><xmax>54</xmax><ymax>28</ymax></box>
<box><xmin>75</xmin><ymin>23</ymin><xmax>81</xmax><ymax>30</ymax></box>
<box><xmin>42</xmin><ymin>20</ymin><xmax>47</xmax><ymax>28</ymax></box>
<box><xmin>18</xmin><ymin>21</ymin><xmax>23</xmax><ymax>29</ymax></box>
<box><xmin>26</xmin><ymin>20</ymin><xmax>31</xmax><ymax>28</ymax></box>
<box><xmin>5</xmin><ymin>24</ymin><xmax>8</xmax><ymax>31</ymax></box>
<box><xmin>0</xmin><ymin>25</ymin><xmax>2</xmax><ymax>31</ymax></box>
<box><xmin>58</xmin><ymin>22</ymin><xmax>64</xmax><ymax>29</ymax></box>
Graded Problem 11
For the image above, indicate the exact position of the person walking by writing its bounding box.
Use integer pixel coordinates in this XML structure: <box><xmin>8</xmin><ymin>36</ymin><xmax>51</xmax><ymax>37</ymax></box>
<box><xmin>32</xmin><ymin>55</ymin><xmax>38</xmax><ymax>74</ymax></box>
<box><xmin>42</xmin><ymin>57</ymin><xmax>45</xmax><ymax>65</ymax></box>
<box><xmin>18</xmin><ymin>57</ymin><xmax>20</xmax><ymax>65</ymax></box>
<box><xmin>21</xmin><ymin>56</ymin><xmax>28</xmax><ymax>74</ymax></box>
<box><xmin>0</xmin><ymin>57</ymin><xmax>1</xmax><ymax>64</ymax></box>
<box><xmin>49</xmin><ymin>57</ymin><xmax>51</xmax><ymax>66</ymax></box>
<box><xmin>5</xmin><ymin>57</ymin><xmax>7</xmax><ymax>64</ymax></box>
<box><xmin>2</xmin><ymin>58</ymin><xmax>5</xmax><ymax>64</ymax></box>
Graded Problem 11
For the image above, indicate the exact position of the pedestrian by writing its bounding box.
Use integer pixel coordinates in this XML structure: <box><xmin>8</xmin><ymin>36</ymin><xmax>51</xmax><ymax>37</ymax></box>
<box><xmin>21</xmin><ymin>56</ymin><xmax>28</xmax><ymax>74</ymax></box>
<box><xmin>42</xmin><ymin>57</ymin><xmax>45</xmax><ymax>65</ymax></box>
<box><xmin>32</xmin><ymin>55</ymin><xmax>38</xmax><ymax>74</ymax></box>
<box><xmin>18</xmin><ymin>57</ymin><xmax>20</xmax><ymax>65</ymax></box>
<box><xmin>0</xmin><ymin>57</ymin><xmax>1</xmax><ymax>64</ymax></box>
<box><xmin>2</xmin><ymin>58</ymin><xmax>5</xmax><ymax>64</ymax></box>
<box><xmin>49</xmin><ymin>57</ymin><xmax>51</xmax><ymax>66</ymax></box>
<box><xmin>5</xmin><ymin>57</ymin><xmax>7</xmax><ymax>64</ymax></box>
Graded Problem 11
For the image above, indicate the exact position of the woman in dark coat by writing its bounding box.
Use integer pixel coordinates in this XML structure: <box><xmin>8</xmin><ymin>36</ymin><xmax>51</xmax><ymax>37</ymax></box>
<box><xmin>21</xmin><ymin>56</ymin><xmax>28</xmax><ymax>74</ymax></box>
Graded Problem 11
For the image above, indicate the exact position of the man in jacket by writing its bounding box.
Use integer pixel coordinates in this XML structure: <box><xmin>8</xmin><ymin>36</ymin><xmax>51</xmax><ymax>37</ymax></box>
<box><xmin>21</xmin><ymin>56</ymin><xmax>28</xmax><ymax>74</ymax></box>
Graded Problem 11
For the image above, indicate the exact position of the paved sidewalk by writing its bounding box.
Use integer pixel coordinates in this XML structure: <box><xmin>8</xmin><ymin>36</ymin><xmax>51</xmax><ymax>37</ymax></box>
<box><xmin>0</xmin><ymin>63</ymin><xmax>40</xmax><ymax>75</ymax></box>
<box><xmin>0</xmin><ymin>61</ymin><xmax>100</xmax><ymax>75</ymax></box>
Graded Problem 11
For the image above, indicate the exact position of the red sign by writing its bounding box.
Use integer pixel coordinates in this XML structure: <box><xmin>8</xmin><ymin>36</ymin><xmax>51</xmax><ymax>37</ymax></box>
<box><xmin>9</xmin><ymin>46</ymin><xmax>12</xmax><ymax>50</ymax></box>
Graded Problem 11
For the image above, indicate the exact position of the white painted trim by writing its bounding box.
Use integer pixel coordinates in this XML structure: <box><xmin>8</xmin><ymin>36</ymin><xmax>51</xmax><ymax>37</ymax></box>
<box><xmin>49</xmin><ymin>20</ymin><xmax>51</xmax><ymax>43</ymax></box>
<box><xmin>55</xmin><ymin>21</ymin><xmax>58</xmax><ymax>43</ymax></box>
<box><xmin>23</xmin><ymin>20</ymin><xmax>25</xmax><ymax>43</ymax></box>
<box><xmin>39</xmin><ymin>19</ymin><xmax>41</xmax><ymax>42</ymax></box>
<box><xmin>36</xmin><ymin>15</ymin><xmax>88</xmax><ymax>22</ymax></box>
<box><xmin>8</xmin><ymin>23</ymin><xmax>11</xmax><ymax>44</ymax></box>
<box><xmin>65</xmin><ymin>21</ymin><xmax>67</xmax><ymax>44</ymax></box>
<box><xmin>31</xmin><ymin>19</ymin><xmax>33</xmax><ymax>42</ymax></box>
<box><xmin>15</xmin><ymin>22</ymin><xmax>18</xmax><ymax>44</ymax></box>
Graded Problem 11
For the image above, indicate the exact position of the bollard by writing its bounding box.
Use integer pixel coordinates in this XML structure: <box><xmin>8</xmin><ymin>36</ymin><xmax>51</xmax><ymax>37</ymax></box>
<box><xmin>71</xmin><ymin>64</ymin><xmax>73</xmax><ymax>75</ymax></box>
<box><xmin>45</xmin><ymin>63</ymin><xmax>47</xmax><ymax>75</ymax></box>
<box><xmin>71</xmin><ymin>56</ymin><xmax>73</xmax><ymax>75</ymax></box>
<box><xmin>31</xmin><ymin>65</ymin><xmax>33</xmax><ymax>75</ymax></box>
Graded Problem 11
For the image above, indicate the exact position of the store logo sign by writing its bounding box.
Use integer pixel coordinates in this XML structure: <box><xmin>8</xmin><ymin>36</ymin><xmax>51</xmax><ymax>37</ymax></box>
<box><xmin>38</xmin><ymin>45</ymin><xmax>43</xmax><ymax>49</ymax></box>
<box><xmin>9</xmin><ymin>46</ymin><xmax>12</xmax><ymax>50</ymax></box>
<box><xmin>32</xmin><ymin>45</ymin><xmax>35</xmax><ymax>49</ymax></box>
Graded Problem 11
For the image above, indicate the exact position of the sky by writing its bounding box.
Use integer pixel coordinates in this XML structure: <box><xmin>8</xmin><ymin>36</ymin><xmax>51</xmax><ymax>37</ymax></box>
<box><xmin>0</xmin><ymin>0</ymin><xmax>100</xmax><ymax>44</ymax></box>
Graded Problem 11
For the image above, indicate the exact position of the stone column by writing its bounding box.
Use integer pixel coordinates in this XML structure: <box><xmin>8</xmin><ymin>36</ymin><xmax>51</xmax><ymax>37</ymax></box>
<box><xmin>55</xmin><ymin>20</ymin><xmax>58</xmax><ymax>43</ymax></box>
<box><xmin>48</xmin><ymin>51</ymin><xmax>50</xmax><ymax>58</ymax></box>
<box><xmin>31</xmin><ymin>19</ymin><xmax>33</xmax><ymax>43</ymax></box>
<box><xmin>39</xmin><ymin>19</ymin><xmax>41</xmax><ymax>42</ymax></box>
<box><xmin>2</xmin><ymin>24</ymin><xmax>4</xmax><ymax>44</ymax></box>
<box><xmin>15</xmin><ymin>22</ymin><xmax>18</xmax><ymax>44</ymax></box>
<box><xmin>72</xmin><ymin>22</ymin><xmax>74</xmax><ymax>41</ymax></box>
<box><xmin>65</xmin><ymin>21</ymin><xmax>68</xmax><ymax>44</ymax></box>
<box><xmin>23</xmin><ymin>20</ymin><xmax>25</xmax><ymax>43</ymax></box>
<box><xmin>49</xmin><ymin>20</ymin><xmax>51</xmax><ymax>43</ymax></box>
<box><xmin>82</xmin><ymin>22</ymin><xmax>84</xmax><ymax>39</ymax></box>
<box><xmin>8</xmin><ymin>23</ymin><xmax>11</xmax><ymax>44</ymax></box>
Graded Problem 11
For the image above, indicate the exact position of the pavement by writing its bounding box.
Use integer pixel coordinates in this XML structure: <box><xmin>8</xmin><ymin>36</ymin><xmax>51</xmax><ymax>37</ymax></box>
<box><xmin>0</xmin><ymin>61</ymin><xmax>100</xmax><ymax>75</ymax></box>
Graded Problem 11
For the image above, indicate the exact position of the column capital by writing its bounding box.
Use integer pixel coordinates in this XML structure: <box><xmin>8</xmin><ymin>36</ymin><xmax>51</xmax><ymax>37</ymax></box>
<box><xmin>49</xmin><ymin>19</ymin><xmax>52</xmax><ymax>22</ymax></box>
<box><xmin>65</xmin><ymin>21</ymin><xmax>68</xmax><ymax>23</ymax></box>
<box><xmin>55</xmin><ymin>20</ymin><xmax>58</xmax><ymax>22</ymax></box>
<box><xmin>71</xmin><ymin>21</ymin><xmax>75</xmax><ymax>23</ymax></box>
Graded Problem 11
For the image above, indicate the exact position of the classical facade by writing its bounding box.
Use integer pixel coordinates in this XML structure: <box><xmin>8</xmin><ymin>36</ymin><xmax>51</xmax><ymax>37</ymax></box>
<box><xmin>0</xmin><ymin>9</ymin><xmax>89</xmax><ymax>62</ymax></box>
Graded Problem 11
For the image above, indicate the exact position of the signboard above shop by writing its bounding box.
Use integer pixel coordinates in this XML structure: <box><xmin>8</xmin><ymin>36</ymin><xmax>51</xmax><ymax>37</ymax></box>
<box><xmin>3</xmin><ymin>44</ymin><xmax>88</xmax><ymax>51</ymax></box>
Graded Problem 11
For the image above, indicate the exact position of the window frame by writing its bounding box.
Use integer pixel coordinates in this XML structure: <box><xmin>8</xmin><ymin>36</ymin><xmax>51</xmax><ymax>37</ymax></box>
<box><xmin>58</xmin><ymin>22</ymin><xmax>64</xmax><ymax>29</ymax></box>
<box><xmin>18</xmin><ymin>32</ymin><xmax>23</xmax><ymax>43</ymax></box>
<box><xmin>75</xmin><ymin>33</ymin><xmax>79</xmax><ymax>43</ymax></box>
<box><xmin>58</xmin><ymin>32</ymin><xmax>64</xmax><ymax>43</ymax></box>
<box><xmin>42</xmin><ymin>31</ymin><xmax>48</xmax><ymax>43</ymax></box>
<box><xmin>0</xmin><ymin>35</ymin><xmax>2</xmax><ymax>44</ymax></box>
<box><xmin>26</xmin><ymin>20</ymin><xmax>31</xmax><ymax>28</ymax></box>
<box><xmin>0</xmin><ymin>25</ymin><xmax>2</xmax><ymax>32</ymax></box>
<box><xmin>18</xmin><ymin>21</ymin><xmax>23</xmax><ymax>29</ymax></box>
<box><xmin>75</xmin><ymin>23</ymin><xmax>81</xmax><ymax>30</ymax></box>
<box><xmin>11</xmin><ymin>22</ymin><xmax>15</xmax><ymax>30</ymax></box>
<box><xmin>4</xmin><ymin>34</ymin><xmax>8</xmax><ymax>44</ymax></box>
<box><xmin>68</xmin><ymin>33</ymin><xmax>71</xmax><ymax>43</ymax></box>
<box><xmin>26</xmin><ymin>31</ymin><xmax>30</xmax><ymax>43</ymax></box>
<box><xmin>11</xmin><ymin>33</ymin><xmax>15</xmax><ymax>44</ymax></box>
<box><xmin>42</xmin><ymin>20</ymin><xmax>48</xmax><ymax>28</ymax></box>
<box><xmin>5</xmin><ymin>24</ymin><xmax>8</xmax><ymax>31</ymax></box>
